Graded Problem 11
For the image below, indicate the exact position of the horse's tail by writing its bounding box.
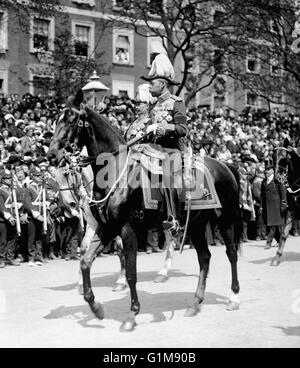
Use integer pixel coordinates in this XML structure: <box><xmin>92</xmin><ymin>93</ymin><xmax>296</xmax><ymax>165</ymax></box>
<box><xmin>225</xmin><ymin>163</ymin><xmax>242</xmax><ymax>249</ymax></box>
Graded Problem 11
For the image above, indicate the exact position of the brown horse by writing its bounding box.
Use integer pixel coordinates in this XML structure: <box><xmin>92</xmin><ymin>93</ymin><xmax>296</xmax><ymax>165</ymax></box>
<box><xmin>48</xmin><ymin>98</ymin><xmax>241</xmax><ymax>332</ymax></box>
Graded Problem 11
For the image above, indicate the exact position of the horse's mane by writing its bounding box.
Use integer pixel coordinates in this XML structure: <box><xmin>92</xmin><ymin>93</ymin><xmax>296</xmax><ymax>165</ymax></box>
<box><xmin>85</xmin><ymin>106</ymin><xmax>126</xmax><ymax>145</ymax></box>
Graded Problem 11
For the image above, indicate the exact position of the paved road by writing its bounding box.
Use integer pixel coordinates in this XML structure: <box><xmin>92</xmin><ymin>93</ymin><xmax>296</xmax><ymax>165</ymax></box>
<box><xmin>0</xmin><ymin>237</ymin><xmax>300</xmax><ymax>348</ymax></box>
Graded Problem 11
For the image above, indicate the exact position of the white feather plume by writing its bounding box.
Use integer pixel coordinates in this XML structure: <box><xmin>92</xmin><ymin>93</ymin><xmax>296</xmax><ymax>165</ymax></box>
<box><xmin>136</xmin><ymin>84</ymin><xmax>156</xmax><ymax>104</ymax></box>
<box><xmin>148</xmin><ymin>53</ymin><xmax>175</xmax><ymax>80</ymax></box>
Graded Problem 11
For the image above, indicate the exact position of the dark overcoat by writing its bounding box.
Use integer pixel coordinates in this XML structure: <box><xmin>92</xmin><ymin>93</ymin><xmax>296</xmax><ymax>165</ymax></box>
<box><xmin>261</xmin><ymin>178</ymin><xmax>287</xmax><ymax>226</ymax></box>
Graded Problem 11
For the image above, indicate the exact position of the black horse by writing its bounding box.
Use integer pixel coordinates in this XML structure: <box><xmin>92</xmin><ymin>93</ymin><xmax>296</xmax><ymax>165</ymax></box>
<box><xmin>48</xmin><ymin>98</ymin><xmax>242</xmax><ymax>331</ymax></box>
<box><xmin>273</xmin><ymin>143</ymin><xmax>300</xmax><ymax>266</ymax></box>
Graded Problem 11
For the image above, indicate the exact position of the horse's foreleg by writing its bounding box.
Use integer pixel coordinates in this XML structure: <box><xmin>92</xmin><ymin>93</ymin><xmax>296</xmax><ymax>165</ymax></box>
<box><xmin>154</xmin><ymin>230</ymin><xmax>176</xmax><ymax>283</ymax></box>
<box><xmin>81</xmin><ymin>238</ymin><xmax>104</xmax><ymax>320</ymax></box>
<box><xmin>271</xmin><ymin>213</ymin><xmax>292</xmax><ymax>266</ymax></box>
<box><xmin>113</xmin><ymin>236</ymin><xmax>127</xmax><ymax>292</ymax></box>
<box><xmin>78</xmin><ymin>222</ymin><xmax>98</xmax><ymax>295</ymax></box>
<box><xmin>120</xmin><ymin>223</ymin><xmax>139</xmax><ymax>332</ymax></box>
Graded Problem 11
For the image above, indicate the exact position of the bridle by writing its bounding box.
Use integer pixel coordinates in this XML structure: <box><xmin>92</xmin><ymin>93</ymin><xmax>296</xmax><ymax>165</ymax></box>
<box><xmin>275</xmin><ymin>146</ymin><xmax>300</xmax><ymax>196</ymax></box>
<box><xmin>55</xmin><ymin>105</ymin><xmax>90</xmax><ymax>168</ymax></box>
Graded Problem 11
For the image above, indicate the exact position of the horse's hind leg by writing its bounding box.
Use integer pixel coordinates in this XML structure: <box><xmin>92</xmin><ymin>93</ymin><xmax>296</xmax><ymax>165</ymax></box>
<box><xmin>112</xmin><ymin>236</ymin><xmax>127</xmax><ymax>292</ymax></box>
<box><xmin>185</xmin><ymin>219</ymin><xmax>210</xmax><ymax>317</ymax></box>
<box><xmin>81</xmin><ymin>237</ymin><xmax>104</xmax><ymax>320</ymax></box>
<box><xmin>120</xmin><ymin>222</ymin><xmax>140</xmax><ymax>332</ymax></box>
<box><xmin>220</xmin><ymin>223</ymin><xmax>240</xmax><ymax>311</ymax></box>
<box><xmin>154</xmin><ymin>230</ymin><xmax>176</xmax><ymax>283</ymax></box>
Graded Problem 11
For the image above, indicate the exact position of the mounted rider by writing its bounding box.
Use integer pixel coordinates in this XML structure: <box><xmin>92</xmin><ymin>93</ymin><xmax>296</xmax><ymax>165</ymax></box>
<box><xmin>141</xmin><ymin>53</ymin><xmax>188</xmax><ymax>234</ymax></box>
<box><xmin>125</xmin><ymin>83</ymin><xmax>156</xmax><ymax>142</ymax></box>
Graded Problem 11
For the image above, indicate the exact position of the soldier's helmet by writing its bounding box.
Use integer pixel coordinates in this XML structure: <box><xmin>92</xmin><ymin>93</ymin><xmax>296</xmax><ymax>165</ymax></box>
<box><xmin>141</xmin><ymin>53</ymin><xmax>180</xmax><ymax>86</ymax></box>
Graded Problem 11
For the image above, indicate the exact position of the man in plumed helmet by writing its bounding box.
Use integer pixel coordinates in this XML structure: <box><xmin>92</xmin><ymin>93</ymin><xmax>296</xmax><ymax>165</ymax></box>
<box><xmin>141</xmin><ymin>53</ymin><xmax>188</xmax><ymax>234</ymax></box>
<box><xmin>261</xmin><ymin>158</ymin><xmax>288</xmax><ymax>249</ymax></box>
<box><xmin>125</xmin><ymin>84</ymin><xmax>156</xmax><ymax>142</ymax></box>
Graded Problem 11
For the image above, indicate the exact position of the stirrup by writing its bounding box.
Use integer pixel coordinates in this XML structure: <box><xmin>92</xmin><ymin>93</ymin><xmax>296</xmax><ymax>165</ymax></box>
<box><xmin>162</xmin><ymin>216</ymin><xmax>180</xmax><ymax>235</ymax></box>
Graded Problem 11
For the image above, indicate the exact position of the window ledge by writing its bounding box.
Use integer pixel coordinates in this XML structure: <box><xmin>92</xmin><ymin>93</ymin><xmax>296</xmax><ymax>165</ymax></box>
<box><xmin>113</xmin><ymin>62</ymin><xmax>135</xmax><ymax>67</ymax></box>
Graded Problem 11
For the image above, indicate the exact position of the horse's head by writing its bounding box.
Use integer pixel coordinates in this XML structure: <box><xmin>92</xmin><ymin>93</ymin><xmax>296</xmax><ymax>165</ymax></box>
<box><xmin>275</xmin><ymin>138</ymin><xmax>300</xmax><ymax>218</ymax></box>
<box><xmin>47</xmin><ymin>90</ymin><xmax>88</xmax><ymax>165</ymax></box>
<box><xmin>55</xmin><ymin>165</ymin><xmax>82</xmax><ymax>218</ymax></box>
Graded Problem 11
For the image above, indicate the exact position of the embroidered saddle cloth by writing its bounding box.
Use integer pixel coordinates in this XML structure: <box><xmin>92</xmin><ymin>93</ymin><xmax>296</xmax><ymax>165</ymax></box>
<box><xmin>129</xmin><ymin>144</ymin><xmax>221</xmax><ymax>210</ymax></box>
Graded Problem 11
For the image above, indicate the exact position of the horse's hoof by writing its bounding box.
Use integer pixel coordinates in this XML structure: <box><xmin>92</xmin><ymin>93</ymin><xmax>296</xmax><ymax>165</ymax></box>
<box><xmin>120</xmin><ymin>319</ymin><xmax>137</xmax><ymax>332</ymax></box>
<box><xmin>271</xmin><ymin>258</ymin><xmax>280</xmax><ymax>267</ymax></box>
<box><xmin>92</xmin><ymin>303</ymin><xmax>104</xmax><ymax>320</ymax></box>
<box><xmin>184</xmin><ymin>306</ymin><xmax>200</xmax><ymax>317</ymax></box>
<box><xmin>78</xmin><ymin>284</ymin><xmax>84</xmax><ymax>295</ymax></box>
<box><xmin>154</xmin><ymin>274</ymin><xmax>168</xmax><ymax>283</ymax></box>
<box><xmin>112</xmin><ymin>283</ymin><xmax>127</xmax><ymax>292</ymax></box>
<box><xmin>226</xmin><ymin>301</ymin><xmax>240</xmax><ymax>311</ymax></box>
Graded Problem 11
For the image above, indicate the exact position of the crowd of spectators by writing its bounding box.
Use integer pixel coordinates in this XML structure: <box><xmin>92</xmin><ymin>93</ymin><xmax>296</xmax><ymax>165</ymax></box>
<box><xmin>1</xmin><ymin>92</ymin><xmax>300</xmax><ymax>242</ymax></box>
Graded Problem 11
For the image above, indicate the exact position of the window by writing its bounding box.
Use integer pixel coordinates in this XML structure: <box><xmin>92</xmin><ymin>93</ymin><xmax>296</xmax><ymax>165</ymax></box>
<box><xmin>270</xmin><ymin>57</ymin><xmax>282</xmax><ymax>76</ymax></box>
<box><xmin>28</xmin><ymin>72</ymin><xmax>53</xmax><ymax>95</ymax></box>
<box><xmin>75</xmin><ymin>25</ymin><xmax>90</xmax><ymax>56</ymax></box>
<box><xmin>148</xmin><ymin>0</ymin><xmax>163</xmax><ymax>15</ymax></box>
<box><xmin>112</xmin><ymin>80</ymin><xmax>134</xmax><ymax>99</ymax></box>
<box><xmin>271</xmin><ymin>93</ymin><xmax>283</xmax><ymax>104</ymax></box>
<box><xmin>213</xmin><ymin>49</ymin><xmax>226</xmax><ymax>73</ymax></box>
<box><xmin>30</xmin><ymin>16</ymin><xmax>55</xmax><ymax>53</ymax></box>
<box><xmin>147</xmin><ymin>35</ymin><xmax>166</xmax><ymax>66</ymax></box>
<box><xmin>246</xmin><ymin>91</ymin><xmax>260</xmax><ymax>108</ymax></box>
<box><xmin>214</xmin><ymin>10</ymin><xmax>224</xmax><ymax>25</ymax></box>
<box><xmin>113</xmin><ymin>0</ymin><xmax>132</xmax><ymax>9</ymax></box>
<box><xmin>113</xmin><ymin>29</ymin><xmax>134</xmax><ymax>65</ymax></box>
<box><xmin>246</xmin><ymin>56</ymin><xmax>260</xmax><ymax>73</ymax></box>
<box><xmin>0</xmin><ymin>68</ymin><xmax>8</xmax><ymax>94</ymax></box>
<box><xmin>72</xmin><ymin>20</ymin><xmax>95</xmax><ymax>58</ymax></box>
<box><xmin>213</xmin><ymin>94</ymin><xmax>226</xmax><ymax>110</ymax></box>
<box><xmin>0</xmin><ymin>11</ymin><xmax>8</xmax><ymax>52</ymax></box>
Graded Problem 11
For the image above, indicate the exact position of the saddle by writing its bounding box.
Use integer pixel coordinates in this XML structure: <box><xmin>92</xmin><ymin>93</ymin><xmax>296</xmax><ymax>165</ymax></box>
<box><xmin>129</xmin><ymin>144</ymin><xmax>221</xmax><ymax>211</ymax></box>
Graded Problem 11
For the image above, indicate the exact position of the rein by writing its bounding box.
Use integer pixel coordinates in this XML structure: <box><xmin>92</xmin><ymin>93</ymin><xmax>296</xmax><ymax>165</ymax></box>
<box><xmin>275</xmin><ymin>146</ymin><xmax>300</xmax><ymax>196</ymax></box>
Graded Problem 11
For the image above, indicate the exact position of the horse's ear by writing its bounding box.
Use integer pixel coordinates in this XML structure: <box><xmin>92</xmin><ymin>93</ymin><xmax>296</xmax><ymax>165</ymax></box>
<box><xmin>73</xmin><ymin>89</ymin><xmax>84</xmax><ymax>108</ymax></box>
<box><xmin>283</xmin><ymin>138</ymin><xmax>290</xmax><ymax>148</ymax></box>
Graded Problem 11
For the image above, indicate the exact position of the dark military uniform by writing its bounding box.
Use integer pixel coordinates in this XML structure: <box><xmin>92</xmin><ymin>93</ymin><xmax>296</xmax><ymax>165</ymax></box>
<box><xmin>0</xmin><ymin>172</ymin><xmax>24</xmax><ymax>266</ymax></box>
<box><xmin>24</xmin><ymin>171</ymin><xmax>46</xmax><ymax>263</ymax></box>
<box><xmin>148</xmin><ymin>91</ymin><xmax>187</xmax><ymax>150</ymax></box>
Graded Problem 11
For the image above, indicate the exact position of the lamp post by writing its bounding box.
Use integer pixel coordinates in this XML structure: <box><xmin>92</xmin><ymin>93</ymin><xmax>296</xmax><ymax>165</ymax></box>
<box><xmin>82</xmin><ymin>70</ymin><xmax>109</xmax><ymax>110</ymax></box>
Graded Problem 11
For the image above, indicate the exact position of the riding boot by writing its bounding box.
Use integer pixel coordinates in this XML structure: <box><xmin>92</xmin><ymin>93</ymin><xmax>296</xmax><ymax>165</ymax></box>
<box><xmin>162</xmin><ymin>188</ymin><xmax>180</xmax><ymax>235</ymax></box>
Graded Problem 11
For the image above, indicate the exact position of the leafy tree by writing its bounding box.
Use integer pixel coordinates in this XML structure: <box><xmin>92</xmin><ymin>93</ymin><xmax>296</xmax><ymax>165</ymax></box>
<box><xmin>29</xmin><ymin>24</ymin><xmax>110</xmax><ymax>100</ymax></box>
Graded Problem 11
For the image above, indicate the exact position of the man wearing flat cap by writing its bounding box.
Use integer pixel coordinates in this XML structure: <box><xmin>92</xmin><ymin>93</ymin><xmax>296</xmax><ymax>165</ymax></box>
<box><xmin>141</xmin><ymin>53</ymin><xmax>187</xmax><ymax>234</ymax></box>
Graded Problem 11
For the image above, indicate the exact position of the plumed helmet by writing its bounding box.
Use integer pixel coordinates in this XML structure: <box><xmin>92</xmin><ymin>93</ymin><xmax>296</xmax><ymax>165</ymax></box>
<box><xmin>141</xmin><ymin>53</ymin><xmax>180</xmax><ymax>85</ymax></box>
<box><xmin>133</xmin><ymin>84</ymin><xmax>156</xmax><ymax>104</ymax></box>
